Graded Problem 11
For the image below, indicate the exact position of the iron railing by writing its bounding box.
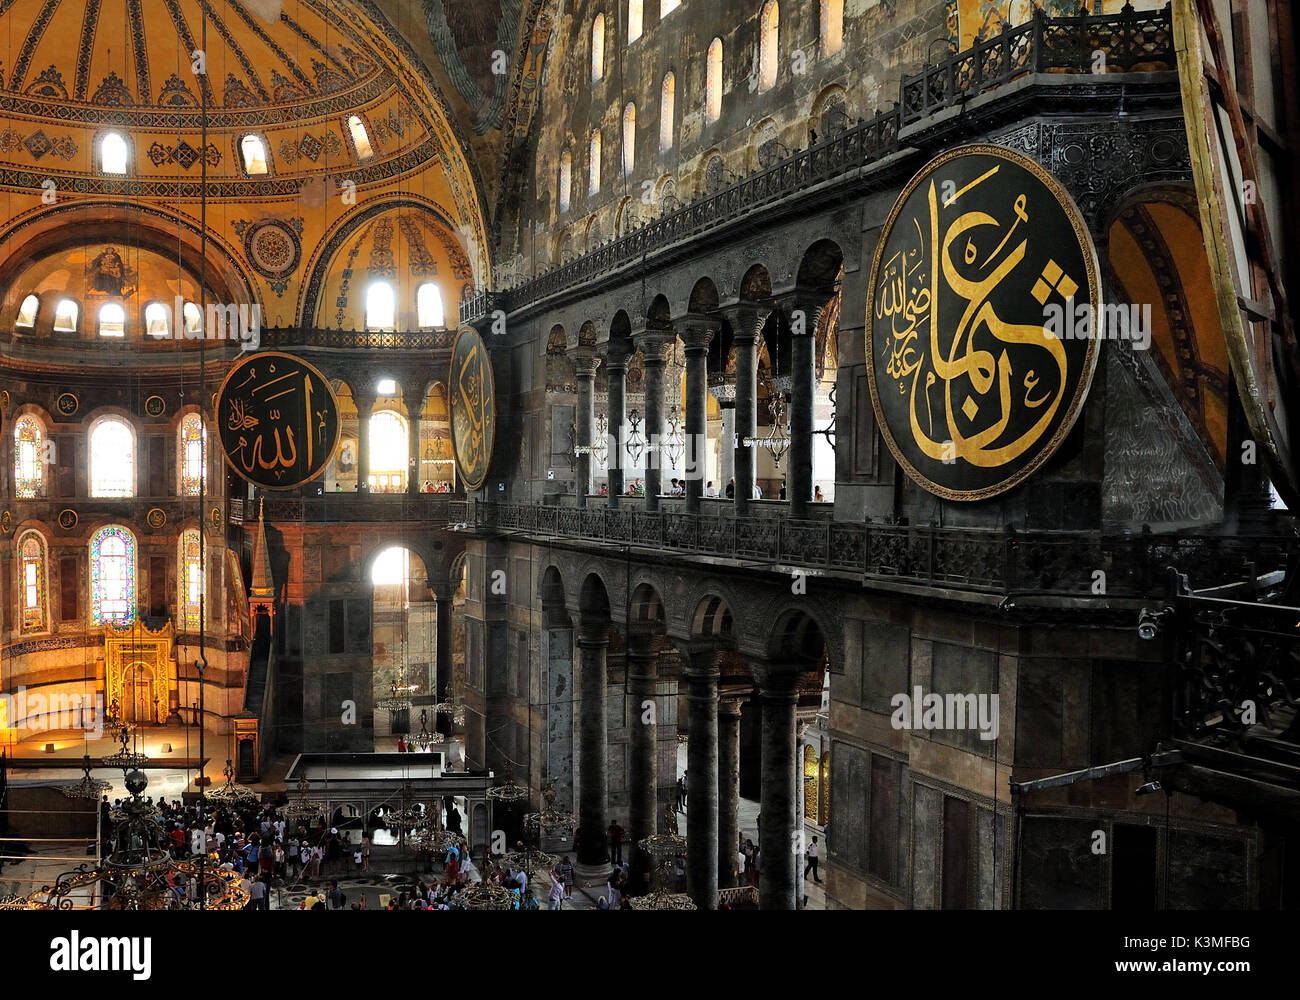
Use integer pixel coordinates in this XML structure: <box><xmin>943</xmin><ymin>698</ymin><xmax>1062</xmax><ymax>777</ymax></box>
<box><xmin>229</xmin><ymin>494</ymin><xmax>455</xmax><ymax>524</ymax></box>
<box><xmin>449</xmin><ymin>500</ymin><xmax>1292</xmax><ymax>600</ymax></box>
<box><xmin>461</xmin><ymin>2</ymin><xmax>1175</xmax><ymax>326</ymax></box>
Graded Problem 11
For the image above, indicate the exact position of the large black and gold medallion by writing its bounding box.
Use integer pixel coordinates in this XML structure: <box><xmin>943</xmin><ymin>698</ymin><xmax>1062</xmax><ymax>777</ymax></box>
<box><xmin>866</xmin><ymin>144</ymin><xmax>1100</xmax><ymax>501</ymax></box>
<box><xmin>216</xmin><ymin>352</ymin><xmax>340</xmax><ymax>490</ymax></box>
<box><xmin>449</xmin><ymin>327</ymin><xmax>496</xmax><ymax>491</ymax></box>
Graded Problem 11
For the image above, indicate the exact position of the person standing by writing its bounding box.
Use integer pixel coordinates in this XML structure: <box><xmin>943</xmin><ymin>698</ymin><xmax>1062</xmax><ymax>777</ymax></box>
<box><xmin>249</xmin><ymin>875</ymin><xmax>267</xmax><ymax>911</ymax></box>
<box><xmin>559</xmin><ymin>855</ymin><xmax>574</xmax><ymax>898</ymax></box>
<box><xmin>328</xmin><ymin>880</ymin><xmax>347</xmax><ymax>910</ymax></box>
<box><xmin>804</xmin><ymin>835</ymin><xmax>821</xmax><ymax>883</ymax></box>
<box><xmin>607</xmin><ymin>819</ymin><xmax>625</xmax><ymax>866</ymax></box>
<box><xmin>548</xmin><ymin>869</ymin><xmax>565</xmax><ymax>911</ymax></box>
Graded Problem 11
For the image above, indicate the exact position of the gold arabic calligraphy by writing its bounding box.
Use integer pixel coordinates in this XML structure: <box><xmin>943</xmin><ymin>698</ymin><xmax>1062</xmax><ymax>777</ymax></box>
<box><xmin>225</xmin><ymin>361</ymin><xmax>316</xmax><ymax>481</ymax></box>
<box><xmin>875</xmin><ymin>164</ymin><xmax>1068</xmax><ymax>469</ymax></box>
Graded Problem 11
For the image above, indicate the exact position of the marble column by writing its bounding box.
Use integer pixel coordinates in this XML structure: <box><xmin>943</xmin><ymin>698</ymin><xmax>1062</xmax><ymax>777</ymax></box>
<box><xmin>711</xmin><ymin>388</ymin><xmax>736</xmax><ymax>497</ymax></box>
<box><xmin>753</xmin><ymin>663</ymin><xmax>802</xmax><ymax>910</ymax></box>
<box><xmin>604</xmin><ymin>344</ymin><xmax>629</xmax><ymax>507</ymax></box>
<box><xmin>404</xmin><ymin>381</ymin><xmax>424</xmax><ymax>496</ymax></box>
<box><xmin>719</xmin><ymin>303</ymin><xmax>770</xmax><ymax>515</ymax></box>
<box><xmin>625</xmin><ymin>630</ymin><xmax>659</xmax><ymax>847</ymax></box>
<box><xmin>354</xmin><ymin>393</ymin><xmax>375</xmax><ymax>493</ymax></box>
<box><xmin>573</xmin><ymin>350</ymin><xmax>600</xmax><ymax>506</ymax></box>
<box><xmin>576</xmin><ymin>617</ymin><xmax>611</xmax><ymax>878</ymax></box>
<box><xmin>678</xmin><ymin>316</ymin><xmax>719</xmax><ymax>514</ymax></box>
<box><xmin>680</xmin><ymin>642</ymin><xmax>720</xmax><ymax>909</ymax></box>
<box><xmin>632</xmin><ymin>325</ymin><xmax>676</xmax><ymax>512</ymax></box>
<box><xmin>717</xmin><ymin>692</ymin><xmax>746</xmax><ymax>888</ymax></box>
<box><xmin>781</xmin><ymin>290</ymin><xmax>834</xmax><ymax>518</ymax></box>
<box><xmin>434</xmin><ymin>595</ymin><xmax>452</xmax><ymax>736</ymax></box>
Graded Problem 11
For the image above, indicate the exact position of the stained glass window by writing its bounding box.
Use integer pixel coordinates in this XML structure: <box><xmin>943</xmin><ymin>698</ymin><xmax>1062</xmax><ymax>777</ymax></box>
<box><xmin>591</xmin><ymin>14</ymin><xmax>606</xmax><ymax>82</ymax></box>
<box><xmin>14</xmin><ymin>416</ymin><xmax>44</xmax><ymax>498</ymax></box>
<box><xmin>19</xmin><ymin>531</ymin><xmax>47</xmax><ymax>633</ymax></box>
<box><xmin>706</xmin><ymin>38</ymin><xmax>723</xmax><ymax>123</ymax></box>
<box><xmin>759</xmin><ymin>2</ymin><xmax>779</xmax><ymax>93</ymax></box>
<box><xmin>559</xmin><ymin>150</ymin><xmax>572</xmax><ymax>214</ymax></box>
<box><xmin>90</xmin><ymin>418</ymin><xmax>134</xmax><ymax>497</ymax></box>
<box><xmin>180</xmin><ymin>529</ymin><xmax>203</xmax><ymax>631</ymax></box>
<box><xmin>91</xmin><ymin>525</ymin><xmax>136</xmax><ymax>627</ymax></box>
<box><xmin>628</xmin><ymin>0</ymin><xmax>643</xmax><ymax>42</ymax></box>
<box><xmin>178</xmin><ymin>412</ymin><xmax>206</xmax><ymax>496</ymax></box>
<box><xmin>622</xmin><ymin>103</ymin><xmax>636</xmax><ymax>176</ymax></box>
<box><xmin>660</xmin><ymin>73</ymin><xmax>676</xmax><ymax>151</ymax></box>
<box><xmin>820</xmin><ymin>0</ymin><xmax>843</xmax><ymax>56</ymax></box>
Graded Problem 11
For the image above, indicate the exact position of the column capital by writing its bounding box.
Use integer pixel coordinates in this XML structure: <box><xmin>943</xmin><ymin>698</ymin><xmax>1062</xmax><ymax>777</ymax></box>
<box><xmin>772</xmin><ymin>285</ymin><xmax>837</xmax><ymax>334</ymax></box>
<box><xmin>709</xmin><ymin>383</ymin><xmax>737</xmax><ymax>407</ymax></box>
<box><xmin>749</xmin><ymin>660</ymin><xmax>805</xmax><ymax>699</ymax></box>
<box><xmin>353</xmin><ymin>389</ymin><xmax>377</xmax><ymax>414</ymax></box>
<box><xmin>677</xmin><ymin>313</ymin><xmax>721</xmax><ymax>353</ymax></box>
<box><xmin>672</xmin><ymin>639</ymin><xmax>724</xmax><ymax>680</ymax></box>
<box><xmin>719</xmin><ymin>685</ymin><xmax>752</xmax><ymax>714</ymax></box>
<box><xmin>631</xmin><ymin>323</ymin><xmax>677</xmax><ymax>365</ymax></box>
<box><xmin>601</xmin><ymin>339</ymin><xmax>632</xmax><ymax>370</ymax></box>
<box><xmin>718</xmin><ymin>301</ymin><xmax>772</xmax><ymax>343</ymax></box>
<box><xmin>577</xmin><ymin>618</ymin><xmax>610</xmax><ymax>646</ymax></box>
<box><xmin>571</xmin><ymin>348</ymin><xmax>602</xmax><ymax>378</ymax></box>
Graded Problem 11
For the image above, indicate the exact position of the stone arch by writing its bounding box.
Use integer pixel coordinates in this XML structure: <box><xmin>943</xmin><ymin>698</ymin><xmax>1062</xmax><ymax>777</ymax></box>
<box><xmin>761</xmin><ymin>602</ymin><xmax>835</xmax><ymax>671</ymax></box>
<box><xmin>810</xmin><ymin>84</ymin><xmax>850</xmax><ymax>138</ymax></box>
<box><xmin>539</xmin><ymin>564</ymin><xmax>569</xmax><ymax>629</ymax></box>
<box><xmin>738</xmin><ymin>263</ymin><xmax>772</xmax><ymax>302</ymax></box>
<box><xmin>687</xmin><ymin>277</ymin><xmax>720</xmax><ymax>315</ymax></box>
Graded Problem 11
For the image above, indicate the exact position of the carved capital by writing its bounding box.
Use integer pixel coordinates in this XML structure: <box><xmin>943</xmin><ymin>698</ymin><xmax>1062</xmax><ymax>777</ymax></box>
<box><xmin>632</xmin><ymin>325</ymin><xmax>677</xmax><ymax>367</ymax></box>
<box><xmin>677</xmin><ymin>313</ymin><xmax>721</xmax><ymax>354</ymax></box>
<box><xmin>719</xmin><ymin>302</ymin><xmax>771</xmax><ymax>343</ymax></box>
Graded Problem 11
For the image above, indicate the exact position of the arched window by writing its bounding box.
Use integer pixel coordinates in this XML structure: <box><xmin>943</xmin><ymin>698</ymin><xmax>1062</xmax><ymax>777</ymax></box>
<box><xmin>820</xmin><ymin>0</ymin><xmax>843</xmax><ymax>57</ymax></box>
<box><xmin>371</xmin><ymin>545</ymin><xmax>411</xmax><ymax>586</ymax></box>
<box><xmin>622</xmin><ymin>103</ymin><xmax>636</xmax><ymax>176</ymax></box>
<box><xmin>90</xmin><ymin>525</ymin><xmax>136</xmax><ymax>626</ymax></box>
<box><xmin>416</xmin><ymin>282</ymin><xmax>445</xmax><ymax>328</ymax></box>
<box><xmin>15</xmin><ymin>294</ymin><xmax>38</xmax><ymax>328</ymax></box>
<box><xmin>18</xmin><ymin>531</ymin><xmax>48</xmax><ymax>634</ymax></box>
<box><xmin>759</xmin><ymin>1</ymin><xmax>779</xmax><ymax>92</ymax></box>
<box><xmin>145</xmin><ymin>302</ymin><xmax>170</xmax><ymax>338</ymax></box>
<box><xmin>660</xmin><ymin>0</ymin><xmax>680</xmax><ymax>15</ymax></box>
<box><xmin>660</xmin><ymin>72</ymin><xmax>676</xmax><ymax>151</ymax></box>
<box><xmin>366</xmin><ymin>282</ymin><xmax>396</xmax><ymax>330</ymax></box>
<box><xmin>368</xmin><ymin>410</ymin><xmax>408</xmax><ymax>494</ymax></box>
<box><xmin>90</xmin><ymin>418</ymin><xmax>135</xmax><ymax>498</ymax></box>
<box><xmin>348</xmin><ymin>115</ymin><xmax>374</xmax><ymax>160</ymax></box>
<box><xmin>559</xmin><ymin>150</ymin><xmax>572</xmax><ymax>214</ymax></box>
<box><xmin>14</xmin><ymin>416</ymin><xmax>44</xmax><ymax>498</ymax></box>
<box><xmin>589</xmin><ymin>129</ymin><xmax>602</xmax><ymax>195</ymax></box>
<box><xmin>628</xmin><ymin>0</ymin><xmax>643</xmax><ymax>42</ymax></box>
<box><xmin>591</xmin><ymin>14</ymin><xmax>606</xmax><ymax>82</ymax></box>
<box><xmin>98</xmin><ymin>302</ymin><xmax>126</xmax><ymax>338</ymax></box>
<box><xmin>179</xmin><ymin>528</ymin><xmax>203</xmax><ymax>631</ymax></box>
<box><xmin>53</xmin><ymin>299</ymin><xmax>79</xmax><ymax>333</ymax></box>
<box><xmin>706</xmin><ymin>38</ymin><xmax>723</xmax><ymax>124</ymax></box>
<box><xmin>178</xmin><ymin>412</ymin><xmax>206</xmax><ymax>496</ymax></box>
<box><xmin>101</xmin><ymin>132</ymin><xmax>127</xmax><ymax>174</ymax></box>
<box><xmin>240</xmin><ymin>135</ymin><xmax>268</xmax><ymax>175</ymax></box>
<box><xmin>183</xmin><ymin>301</ymin><xmax>203</xmax><ymax>335</ymax></box>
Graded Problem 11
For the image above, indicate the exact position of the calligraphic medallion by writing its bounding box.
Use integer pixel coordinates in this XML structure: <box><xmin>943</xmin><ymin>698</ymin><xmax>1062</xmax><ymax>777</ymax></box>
<box><xmin>449</xmin><ymin>327</ymin><xmax>496</xmax><ymax>491</ymax></box>
<box><xmin>866</xmin><ymin>144</ymin><xmax>1100</xmax><ymax>501</ymax></box>
<box><xmin>215</xmin><ymin>352</ymin><xmax>340</xmax><ymax>490</ymax></box>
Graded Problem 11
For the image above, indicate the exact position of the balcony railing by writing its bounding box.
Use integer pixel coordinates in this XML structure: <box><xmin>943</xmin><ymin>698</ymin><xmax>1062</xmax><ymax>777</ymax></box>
<box><xmin>460</xmin><ymin>2</ymin><xmax>1175</xmax><ymax>326</ymax></box>
<box><xmin>448</xmin><ymin>500</ymin><xmax>1292</xmax><ymax>599</ymax></box>
<box><xmin>230</xmin><ymin>494</ymin><xmax>455</xmax><ymax>524</ymax></box>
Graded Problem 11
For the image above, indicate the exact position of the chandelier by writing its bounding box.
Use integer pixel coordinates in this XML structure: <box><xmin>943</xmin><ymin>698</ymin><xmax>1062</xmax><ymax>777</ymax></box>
<box><xmin>452</xmin><ymin>880</ymin><xmax>515</xmax><ymax>910</ymax></box>
<box><xmin>523</xmin><ymin>782</ymin><xmax>578</xmax><ymax>834</ymax></box>
<box><xmin>572</xmin><ymin>414</ymin><xmax>610</xmax><ymax>471</ymax></box>
<box><xmin>624</xmin><ymin>409</ymin><xmax>645</xmax><ymax>466</ymax></box>
<box><xmin>102</xmin><ymin>725</ymin><xmax>149</xmax><ymax>773</ymax></box>
<box><xmin>742</xmin><ymin>378</ymin><xmax>791</xmax><ymax>467</ymax></box>
<box><xmin>433</xmin><ymin>693</ymin><xmax>466</xmax><ymax>727</ymax></box>
<box><xmin>408</xmin><ymin>709</ymin><xmax>439</xmax><ymax>751</ymax></box>
<box><xmin>500</xmin><ymin>845</ymin><xmax>560</xmax><ymax>876</ymax></box>
<box><xmin>409</xmin><ymin>803</ymin><xmax>463</xmax><ymax>856</ymax></box>
<box><xmin>207</xmin><ymin>759</ymin><xmax>258</xmax><ymax>806</ymax></box>
<box><xmin>377</xmin><ymin>663</ymin><xmax>420</xmax><ymax>714</ymax></box>
<box><xmin>662</xmin><ymin>403</ymin><xmax>685</xmax><ymax>468</ymax></box>
<box><xmin>103</xmin><ymin>697</ymin><xmax>124</xmax><ymax>732</ymax></box>
<box><xmin>486</xmin><ymin>765</ymin><xmax>529</xmax><ymax>804</ymax></box>
<box><xmin>60</xmin><ymin>754</ymin><xmax>111</xmax><ymax>800</ymax></box>
<box><xmin>383</xmin><ymin>782</ymin><xmax>427</xmax><ymax>833</ymax></box>
<box><xmin>279</xmin><ymin>776</ymin><xmax>323</xmax><ymax>828</ymax></box>
<box><xmin>630</xmin><ymin>805</ymin><xmax>695</xmax><ymax>911</ymax></box>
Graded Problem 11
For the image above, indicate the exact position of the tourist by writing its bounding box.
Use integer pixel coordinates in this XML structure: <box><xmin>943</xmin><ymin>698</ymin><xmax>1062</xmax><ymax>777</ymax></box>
<box><xmin>548</xmin><ymin>868</ymin><xmax>565</xmax><ymax>910</ymax></box>
<box><xmin>249</xmin><ymin>875</ymin><xmax>267</xmax><ymax>911</ymax></box>
<box><xmin>814</xmin><ymin>485</ymin><xmax>825</xmax><ymax>501</ymax></box>
<box><xmin>804</xmin><ymin>835</ymin><xmax>821</xmax><ymax>883</ymax></box>
<box><xmin>559</xmin><ymin>855</ymin><xmax>574</xmax><ymax>898</ymax></box>
<box><xmin>328</xmin><ymin>880</ymin><xmax>347</xmax><ymax>910</ymax></box>
<box><xmin>607</xmin><ymin>818</ymin><xmax>625</xmax><ymax>866</ymax></box>
<box><xmin>361</xmin><ymin>834</ymin><xmax>371</xmax><ymax>872</ymax></box>
<box><xmin>725</xmin><ymin>478</ymin><xmax>735</xmax><ymax>499</ymax></box>
<box><xmin>779</xmin><ymin>480</ymin><xmax>787</xmax><ymax>500</ymax></box>
<box><xmin>705</xmin><ymin>481</ymin><xmax>717</xmax><ymax>497</ymax></box>
<box><xmin>596</xmin><ymin>895</ymin><xmax>609</xmax><ymax>910</ymax></box>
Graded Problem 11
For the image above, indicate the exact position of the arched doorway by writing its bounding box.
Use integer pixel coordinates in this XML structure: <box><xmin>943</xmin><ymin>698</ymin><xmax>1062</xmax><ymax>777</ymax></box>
<box><xmin>124</xmin><ymin>661</ymin><xmax>156</xmax><ymax>724</ymax></box>
<box><xmin>370</xmin><ymin>545</ymin><xmax>434</xmax><ymax>743</ymax></box>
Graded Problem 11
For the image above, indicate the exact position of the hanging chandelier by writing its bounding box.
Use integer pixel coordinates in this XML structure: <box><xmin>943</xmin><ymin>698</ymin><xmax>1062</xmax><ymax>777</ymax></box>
<box><xmin>383</xmin><ymin>781</ymin><xmax>427</xmax><ymax>832</ymax></box>
<box><xmin>377</xmin><ymin>664</ymin><xmax>420</xmax><ymax>714</ymax></box>
<box><xmin>742</xmin><ymin>378</ymin><xmax>792</xmax><ymax>467</ymax></box>
<box><xmin>662</xmin><ymin>403</ymin><xmax>685</xmax><ymax>468</ymax></box>
<box><xmin>408</xmin><ymin>708</ymin><xmax>439</xmax><ymax>751</ymax></box>
<box><xmin>452</xmin><ymin>880</ymin><xmax>515</xmax><ymax>910</ymax></box>
<box><xmin>102</xmin><ymin>725</ymin><xmax>149</xmax><ymax>773</ymax></box>
<box><xmin>523</xmin><ymin>781</ymin><xmax>578</xmax><ymax>834</ymax></box>
<box><xmin>60</xmin><ymin>754</ymin><xmax>111</xmax><ymax>800</ymax></box>
<box><xmin>630</xmin><ymin>805</ymin><xmax>695</xmax><ymax>911</ymax></box>
<box><xmin>433</xmin><ymin>694</ymin><xmax>466</xmax><ymax>727</ymax></box>
<box><xmin>500</xmin><ymin>845</ymin><xmax>560</xmax><ymax>876</ymax></box>
<box><xmin>409</xmin><ymin>802</ymin><xmax>463</xmax><ymax>856</ymax></box>
<box><xmin>207</xmin><ymin>759</ymin><xmax>258</xmax><ymax>806</ymax></box>
<box><xmin>279</xmin><ymin>776</ymin><xmax>323</xmax><ymax>828</ymax></box>
<box><xmin>486</xmin><ymin>765</ymin><xmax>529</xmax><ymax>804</ymax></box>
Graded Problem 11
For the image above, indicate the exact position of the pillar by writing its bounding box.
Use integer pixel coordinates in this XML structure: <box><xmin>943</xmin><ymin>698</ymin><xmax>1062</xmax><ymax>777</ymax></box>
<box><xmin>712</xmin><ymin>387</ymin><xmax>736</xmax><ymax>497</ymax></box>
<box><xmin>780</xmin><ymin>289</ymin><xmax>834</xmax><ymax>518</ymax></box>
<box><xmin>434</xmin><ymin>595</ymin><xmax>452</xmax><ymax>736</ymax></box>
<box><xmin>679</xmin><ymin>316</ymin><xmax>719</xmax><ymax>514</ymax></box>
<box><xmin>717</xmin><ymin>692</ymin><xmax>746</xmax><ymax>888</ymax></box>
<box><xmin>753</xmin><ymin>663</ymin><xmax>801</xmax><ymax>910</ymax></box>
<box><xmin>576</xmin><ymin>617</ymin><xmax>611</xmax><ymax>879</ymax></box>
<box><xmin>573</xmin><ymin>350</ymin><xmax>600</xmax><ymax>505</ymax></box>
<box><xmin>632</xmin><ymin>325</ymin><xmax>676</xmax><ymax>511</ymax></box>
<box><xmin>404</xmin><ymin>381</ymin><xmax>425</xmax><ymax>495</ymax></box>
<box><xmin>719</xmin><ymin>303</ymin><xmax>770</xmax><ymax>515</ymax></box>
<box><xmin>355</xmin><ymin>392</ymin><xmax>375</xmax><ymax>493</ymax></box>
<box><xmin>680</xmin><ymin>642</ymin><xmax>720</xmax><ymax>909</ymax></box>
<box><xmin>625</xmin><ymin>630</ymin><xmax>659</xmax><ymax>846</ymax></box>
<box><xmin>604</xmin><ymin>343</ymin><xmax>629</xmax><ymax>507</ymax></box>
